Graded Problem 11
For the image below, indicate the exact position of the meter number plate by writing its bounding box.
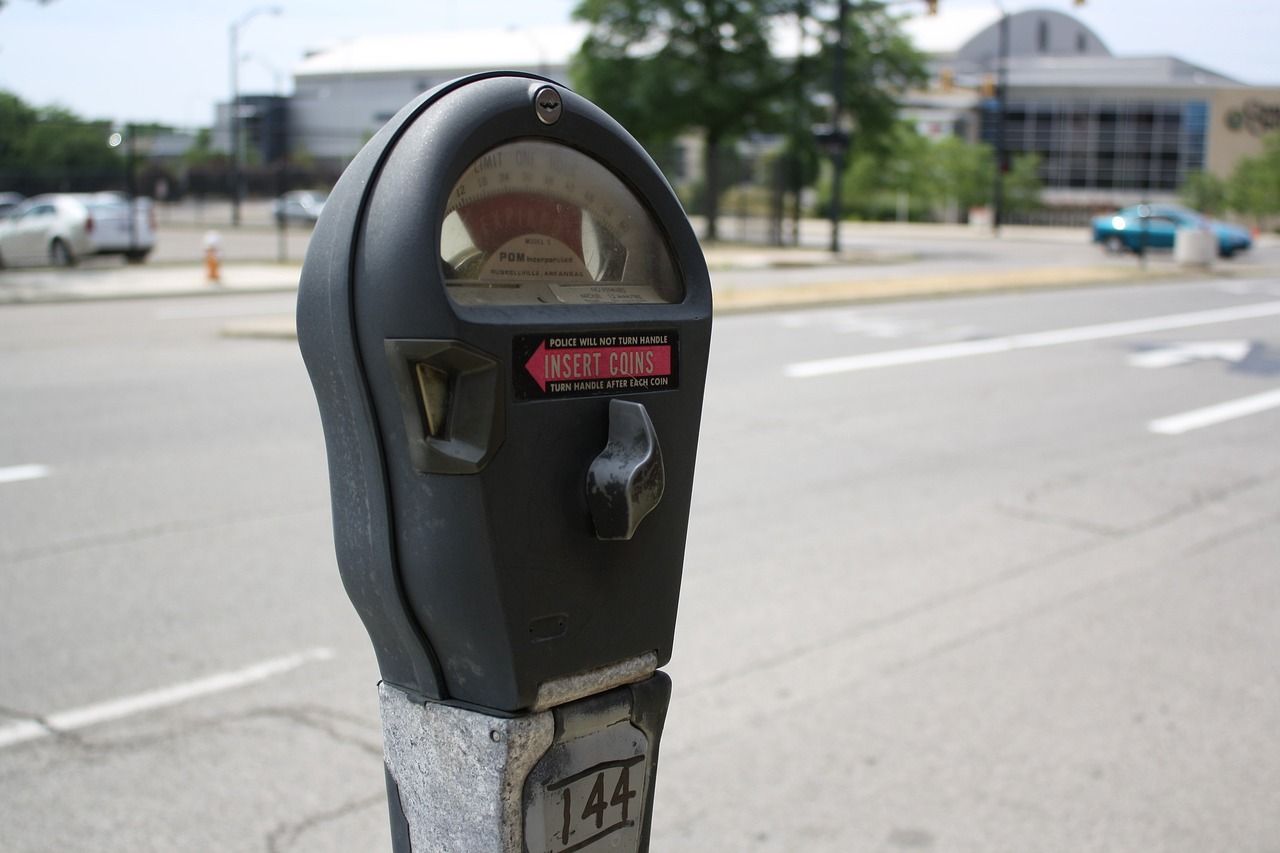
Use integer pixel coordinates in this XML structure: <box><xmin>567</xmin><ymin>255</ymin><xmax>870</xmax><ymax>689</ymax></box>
<box><xmin>540</xmin><ymin>756</ymin><xmax>645</xmax><ymax>852</ymax></box>
<box><xmin>523</xmin><ymin>703</ymin><xmax>651</xmax><ymax>853</ymax></box>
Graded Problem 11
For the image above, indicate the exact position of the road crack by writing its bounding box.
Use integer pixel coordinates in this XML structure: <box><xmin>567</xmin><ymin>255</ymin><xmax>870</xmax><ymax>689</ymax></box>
<box><xmin>265</xmin><ymin>792</ymin><xmax>387</xmax><ymax>853</ymax></box>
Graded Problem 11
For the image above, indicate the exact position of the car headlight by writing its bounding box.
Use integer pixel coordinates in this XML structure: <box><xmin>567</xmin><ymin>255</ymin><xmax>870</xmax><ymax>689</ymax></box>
<box><xmin>1111</xmin><ymin>216</ymin><xmax>1126</xmax><ymax>230</ymax></box>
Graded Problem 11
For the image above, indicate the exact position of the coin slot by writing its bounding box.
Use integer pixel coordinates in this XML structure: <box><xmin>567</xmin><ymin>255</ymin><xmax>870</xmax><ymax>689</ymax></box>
<box><xmin>384</xmin><ymin>339</ymin><xmax>504</xmax><ymax>475</ymax></box>
<box><xmin>415</xmin><ymin>362</ymin><xmax>452</xmax><ymax>438</ymax></box>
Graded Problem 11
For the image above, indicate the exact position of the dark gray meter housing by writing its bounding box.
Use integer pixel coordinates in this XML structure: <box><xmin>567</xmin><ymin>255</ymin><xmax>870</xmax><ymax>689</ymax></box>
<box><xmin>298</xmin><ymin>73</ymin><xmax>711</xmax><ymax>714</ymax></box>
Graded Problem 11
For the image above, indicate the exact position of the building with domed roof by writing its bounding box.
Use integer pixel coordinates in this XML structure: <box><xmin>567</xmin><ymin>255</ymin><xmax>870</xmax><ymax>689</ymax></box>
<box><xmin>218</xmin><ymin>9</ymin><xmax>1278</xmax><ymax>211</ymax></box>
<box><xmin>899</xmin><ymin>7</ymin><xmax>1279</xmax><ymax>208</ymax></box>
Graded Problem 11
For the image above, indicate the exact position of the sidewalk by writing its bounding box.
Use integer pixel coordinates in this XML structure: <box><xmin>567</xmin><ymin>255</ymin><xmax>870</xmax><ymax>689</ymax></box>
<box><xmin>0</xmin><ymin>262</ymin><xmax>301</xmax><ymax>305</ymax></box>
<box><xmin>2</xmin><ymin>241</ymin><xmax>1270</xmax><ymax>342</ymax></box>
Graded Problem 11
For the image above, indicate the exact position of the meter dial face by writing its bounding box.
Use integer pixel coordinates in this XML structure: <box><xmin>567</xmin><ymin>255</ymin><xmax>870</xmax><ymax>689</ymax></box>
<box><xmin>440</xmin><ymin>140</ymin><xmax>683</xmax><ymax>306</ymax></box>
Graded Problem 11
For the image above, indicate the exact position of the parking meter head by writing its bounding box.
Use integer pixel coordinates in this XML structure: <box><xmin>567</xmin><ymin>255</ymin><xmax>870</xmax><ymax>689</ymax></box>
<box><xmin>297</xmin><ymin>73</ymin><xmax>711</xmax><ymax>714</ymax></box>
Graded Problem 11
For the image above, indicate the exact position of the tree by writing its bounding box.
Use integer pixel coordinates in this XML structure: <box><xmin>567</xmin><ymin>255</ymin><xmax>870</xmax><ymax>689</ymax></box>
<box><xmin>1180</xmin><ymin>170</ymin><xmax>1226</xmax><ymax>215</ymax></box>
<box><xmin>821</xmin><ymin>121</ymin><xmax>928</xmax><ymax>220</ymax></box>
<box><xmin>571</xmin><ymin>0</ymin><xmax>794</xmax><ymax>241</ymax></box>
<box><xmin>1227</xmin><ymin>156</ymin><xmax>1271</xmax><ymax>226</ymax></box>
<box><xmin>0</xmin><ymin>91</ymin><xmax>123</xmax><ymax>192</ymax></box>
<box><xmin>0</xmin><ymin>91</ymin><xmax>38</xmax><ymax>169</ymax></box>
<box><xmin>1003</xmin><ymin>152</ymin><xmax>1043</xmax><ymax>216</ymax></box>
<box><xmin>926</xmin><ymin>136</ymin><xmax>992</xmax><ymax>218</ymax></box>
<box><xmin>806</xmin><ymin>1</ymin><xmax>927</xmax><ymax>159</ymax></box>
<box><xmin>1226</xmin><ymin>133</ymin><xmax>1280</xmax><ymax>226</ymax></box>
<box><xmin>572</xmin><ymin>0</ymin><xmax>924</xmax><ymax>241</ymax></box>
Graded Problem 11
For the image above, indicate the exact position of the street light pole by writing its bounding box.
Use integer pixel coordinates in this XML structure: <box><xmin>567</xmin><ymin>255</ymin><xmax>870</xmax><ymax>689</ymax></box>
<box><xmin>990</xmin><ymin>3</ymin><xmax>1008</xmax><ymax>235</ymax></box>
<box><xmin>828</xmin><ymin>0</ymin><xmax>848</xmax><ymax>254</ymax></box>
<box><xmin>229</xmin><ymin>6</ymin><xmax>282</xmax><ymax>228</ymax></box>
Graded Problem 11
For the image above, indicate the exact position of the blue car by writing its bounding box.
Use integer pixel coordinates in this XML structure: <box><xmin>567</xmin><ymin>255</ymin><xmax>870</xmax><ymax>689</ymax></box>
<box><xmin>1091</xmin><ymin>204</ymin><xmax>1252</xmax><ymax>258</ymax></box>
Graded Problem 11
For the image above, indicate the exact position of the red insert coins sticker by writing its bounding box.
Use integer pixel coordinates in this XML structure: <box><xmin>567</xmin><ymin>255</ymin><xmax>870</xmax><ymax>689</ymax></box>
<box><xmin>513</xmin><ymin>330</ymin><xmax>679</xmax><ymax>400</ymax></box>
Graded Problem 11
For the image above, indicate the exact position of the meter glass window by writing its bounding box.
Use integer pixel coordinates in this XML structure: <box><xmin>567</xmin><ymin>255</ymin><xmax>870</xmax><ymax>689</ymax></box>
<box><xmin>441</xmin><ymin>141</ymin><xmax>683</xmax><ymax>306</ymax></box>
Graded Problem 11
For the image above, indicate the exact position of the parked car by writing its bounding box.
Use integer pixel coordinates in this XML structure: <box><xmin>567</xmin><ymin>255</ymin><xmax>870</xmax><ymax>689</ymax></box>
<box><xmin>272</xmin><ymin>190</ymin><xmax>327</xmax><ymax>224</ymax></box>
<box><xmin>78</xmin><ymin>193</ymin><xmax>156</xmax><ymax>262</ymax></box>
<box><xmin>1091</xmin><ymin>204</ymin><xmax>1252</xmax><ymax>258</ymax></box>
<box><xmin>0</xmin><ymin>193</ymin><xmax>155</xmax><ymax>268</ymax></box>
<box><xmin>0</xmin><ymin>192</ymin><xmax>24</xmax><ymax>218</ymax></box>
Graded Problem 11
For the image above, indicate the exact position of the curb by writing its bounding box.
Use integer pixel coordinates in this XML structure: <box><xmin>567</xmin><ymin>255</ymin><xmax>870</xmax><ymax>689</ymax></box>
<box><xmin>711</xmin><ymin>265</ymin><xmax>1186</xmax><ymax>313</ymax></box>
<box><xmin>218</xmin><ymin>265</ymin><xmax>1208</xmax><ymax>341</ymax></box>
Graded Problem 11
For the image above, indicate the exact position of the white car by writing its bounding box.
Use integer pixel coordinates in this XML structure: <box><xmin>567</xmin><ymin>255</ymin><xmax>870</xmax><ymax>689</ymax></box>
<box><xmin>272</xmin><ymin>190</ymin><xmax>327</xmax><ymax>224</ymax></box>
<box><xmin>0</xmin><ymin>193</ymin><xmax>155</xmax><ymax>268</ymax></box>
<box><xmin>79</xmin><ymin>193</ymin><xmax>156</xmax><ymax>262</ymax></box>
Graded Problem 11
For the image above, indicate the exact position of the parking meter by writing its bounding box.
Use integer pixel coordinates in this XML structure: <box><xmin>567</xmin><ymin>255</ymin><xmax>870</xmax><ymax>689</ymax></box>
<box><xmin>298</xmin><ymin>72</ymin><xmax>711</xmax><ymax>851</ymax></box>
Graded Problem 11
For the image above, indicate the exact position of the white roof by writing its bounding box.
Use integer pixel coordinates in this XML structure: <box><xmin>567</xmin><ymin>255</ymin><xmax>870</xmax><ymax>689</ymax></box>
<box><xmin>900</xmin><ymin>6</ymin><xmax>1002</xmax><ymax>56</ymax></box>
<box><xmin>296</xmin><ymin>24</ymin><xmax>586</xmax><ymax>77</ymax></box>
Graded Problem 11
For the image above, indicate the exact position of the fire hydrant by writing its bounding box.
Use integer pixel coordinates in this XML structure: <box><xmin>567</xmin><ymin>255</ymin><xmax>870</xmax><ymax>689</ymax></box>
<box><xmin>203</xmin><ymin>230</ymin><xmax>222</xmax><ymax>284</ymax></box>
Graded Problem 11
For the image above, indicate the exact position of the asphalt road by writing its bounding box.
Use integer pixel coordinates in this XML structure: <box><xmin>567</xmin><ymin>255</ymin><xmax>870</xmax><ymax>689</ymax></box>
<box><xmin>2</xmin><ymin>276</ymin><xmax>1279</xmax><ymax>851</ymax></box>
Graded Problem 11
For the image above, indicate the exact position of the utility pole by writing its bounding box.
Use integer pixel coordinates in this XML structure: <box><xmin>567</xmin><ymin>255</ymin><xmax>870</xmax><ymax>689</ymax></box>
<box><xmin>990</xmin><ymin>6</ymin><xmax>1009</xmax><ymax>235</ymax></box>
<box><xmin>126</xmin><ymin>123</ymin><xmax>138</xmax><ymax>253</ymax></box>
<box><xmin>229</xmin><ymin>6</ymin><xmax>282</xmax><ymax>227</ymax></box>
<box><xmin>229</xmin><ymin>22</ymin><xmax>241</xmax><ymax>227</ymax></box>
<box><xmin>828</xmin><ymin>0</ymin><xmax>849</xmax><ymax>253</ymax></box>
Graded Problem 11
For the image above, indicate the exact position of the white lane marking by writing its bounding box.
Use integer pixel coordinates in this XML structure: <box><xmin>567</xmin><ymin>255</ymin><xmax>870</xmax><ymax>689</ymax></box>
<box><xmin>0</xmin><ymin>647</ymin><xmax>334</xmax><ymax>751</ymax></box>
<box><xmin>0</xmin><ymin>464</ymin><xmax>49</xmax><ymax>484</ymax></box>
<box><xmin>785</xmin><ymin>300</ymin><xmax>1280</xmax><ymax>378</ymax></box>
<box><xmin>1148</xmin><ymin>388</ymin><xmax>1280</xmax><ymax>435</ymax></box>
<box><xmin>0</xmin><ymin>720</ymin><xmax>47</xmax><ymax>749</ymax></box>
<box><xmin>1128</xmin><ymin>340</ymin><xmax>1252</xmax><ymax>369</ymax></box>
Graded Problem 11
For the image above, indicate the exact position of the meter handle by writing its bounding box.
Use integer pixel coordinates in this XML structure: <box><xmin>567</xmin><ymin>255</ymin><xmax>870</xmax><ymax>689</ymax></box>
<box><xmin>586</xmin><ymin>400</ymin><xmax>665</xmax><ymax>540</ymax></box>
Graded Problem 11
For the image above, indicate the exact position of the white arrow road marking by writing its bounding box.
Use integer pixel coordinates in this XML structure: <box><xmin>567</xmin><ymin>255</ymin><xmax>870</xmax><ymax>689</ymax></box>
<box><xmin>1149</xmin><ymin>388</ymin><xmax>1280</xmax><ymax>435</ymax></box>
<box><xmin>0</xmin><ymin>464</ymin><xmax>49</xmax><ymax>484</ymax></box>
<box><xmin>1128</xmin><ymin>340</ymin><xmax>1253</xmax><ymax>369</ymax></box>
<box><xmin>0</xmin><ymin>648</ymin><xmax>334</xmax><ymax>751</ymax></box>
<box><xmin>785</xmin><ymin>300</ymin><xmax>1280</xmax><ymax>378</ymax></box>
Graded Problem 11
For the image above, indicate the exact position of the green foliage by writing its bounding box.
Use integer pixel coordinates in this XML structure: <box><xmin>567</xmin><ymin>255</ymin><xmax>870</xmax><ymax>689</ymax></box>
<box><xmin>1180</xmin><ymin>170</ymin><xmax>1227</xmax><ymax>214</ymax></box>
<box><xmin>806</xmin><ymin>3</ymin><xmax>927</xmax><ymax>157</ymax></box>
<box><xmin>1225</xmin><ymin>133</ymin><xmax>1280</xmax><ymax>223</ymax></box>
<box><xmin>0</xmin><ymin>91</ymin><xmax>39</xmax><ymax>166</ymax></box>
<box><xmin>926</xmin><ymin>136</ymin><xmax>992</xmax><ymax>212</ymax></box>
<box><xmin>571</xmin><ymin>0</ymin><xmax>793</xmax><ymax>239</ymax></box>
<box><xmin>1003</xmin><ymin>152</ymin><xmax>1043</xmax><ymax>215</ymax></box>
<box><xmin>182</xmin><ymin>128</ymin><xmax>224</xmax><ymax>168</ymax></box>
<box><xmin>0</xmin><ymin>91</ymin><xmax>123</xmax><ymax>189</ymax></box>
<box><xmin>815</xmin><ymin>126</ymin><xmax>1011</xmax><ymax>221</ymax></box>
<box><xmin>571</xmin><ymin>0</ymin><xmax>925</xmax><ymax>238</ymax></box>
<box><xmin>571</xmin><ymin>0</ymin><xmax>792</xmax><ymax>149</ymax></box>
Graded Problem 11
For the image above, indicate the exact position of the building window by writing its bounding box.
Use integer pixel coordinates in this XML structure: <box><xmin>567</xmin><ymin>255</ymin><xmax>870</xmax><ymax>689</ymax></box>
<box><xmin>1077</xmin><ymin>32</ymin><xmax>1087</xmax><ymax>53</ymax></box>
<box><xmin>980</xmin><ymin>98</ymin><xmax>1208</xmax><ymax>193</ymax></box>
<box><xmin>1038</xmin><ymin>20</ymin><xmax>1049</xmax><ymax>53</ymax></box>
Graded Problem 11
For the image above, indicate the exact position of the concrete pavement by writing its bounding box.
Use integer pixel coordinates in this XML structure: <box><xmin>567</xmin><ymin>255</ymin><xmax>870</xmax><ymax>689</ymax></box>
<box><xmin>3</xmin><ymin>224</ymin><xmax>1276</xmax><ymax>340</ymax></box>
<box><xmin>3</xmin><ymin>278</ymin><xmax>1278</xmax><ymax>850</ymax></box>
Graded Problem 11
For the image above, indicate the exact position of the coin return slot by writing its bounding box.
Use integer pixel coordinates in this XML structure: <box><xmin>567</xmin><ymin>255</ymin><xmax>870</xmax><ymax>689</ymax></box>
<box><xmin>416</xmin><ymin>363</ymin><xmax>452</xmax><ymax>438</ymax></box>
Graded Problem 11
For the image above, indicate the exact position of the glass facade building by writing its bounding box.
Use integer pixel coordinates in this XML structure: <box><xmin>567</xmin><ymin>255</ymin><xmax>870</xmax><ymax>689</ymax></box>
<box><xmin>980</xmin><ymin>99</ymin><xmax>1208</xmax><ymax>193</ymax></box>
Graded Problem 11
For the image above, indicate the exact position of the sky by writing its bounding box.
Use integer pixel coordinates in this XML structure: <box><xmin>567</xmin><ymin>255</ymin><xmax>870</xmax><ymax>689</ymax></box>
<box><xmin>0</xmin><ymin>0</ymin><xmax>1277</xmax><ymax>128</ymax></box>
